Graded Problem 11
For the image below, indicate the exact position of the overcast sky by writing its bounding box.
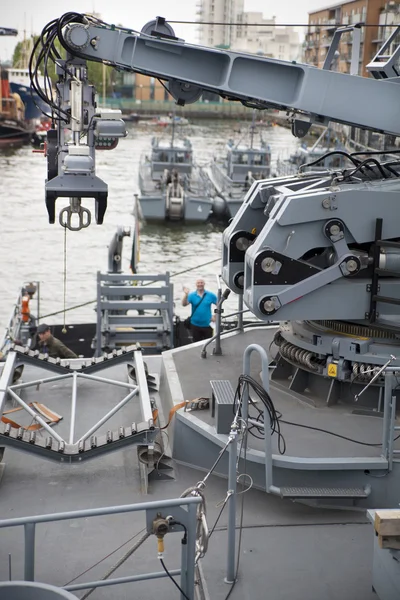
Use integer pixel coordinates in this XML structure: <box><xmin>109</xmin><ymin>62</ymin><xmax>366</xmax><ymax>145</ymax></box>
<box><xmin>0</xmin><ymin>0</ymin><xmax>333</xmax><ymax>62</ymax></box>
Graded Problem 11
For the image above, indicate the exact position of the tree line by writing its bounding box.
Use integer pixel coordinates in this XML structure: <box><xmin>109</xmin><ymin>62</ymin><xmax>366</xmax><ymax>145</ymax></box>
<box><xmin>12</xmin><ymin>36</ymin><xmax>115</xmax><ymax>94</ymax></box>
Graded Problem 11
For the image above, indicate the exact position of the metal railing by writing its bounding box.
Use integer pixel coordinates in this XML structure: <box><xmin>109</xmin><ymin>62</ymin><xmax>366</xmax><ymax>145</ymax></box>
<box><xmin>0</xmin><ymin>281</ymin><xmax>40</xmax><ymax>354</ymax></box>
<box><xmin>378</xmin><ymin>369</ymin><xmax>400</xmax><ymax>469</ymax></box>
<box><xmin>223</xmin><ymin>342</ymin><xmax>276</xmax><ymax>583</ymax></box>
<box><xmin>253</xmin><ymin>356</ymin><xmax>400</xmax><ymax>487</ymax></box>
<box><xmin>201</xmin><ymin>284</ymin><xmax>244</xmax><ymax>358</ymax></box>
<box><xmin>96</xmin><ymin>271</ymin><xmax>174</xmax><ymax>355</ymax></box>
<box><xmin>0</xmin><ymin>496</ymin><xmax>201</xmax><ymax>599</ymax></box>
<box><xmin>201</xmin><ymin>280</ymin><xmax>275</xmax><ymax>359</ymax></box>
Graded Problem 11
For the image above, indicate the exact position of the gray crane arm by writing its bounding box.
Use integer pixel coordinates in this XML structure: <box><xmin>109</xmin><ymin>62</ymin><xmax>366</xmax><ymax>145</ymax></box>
<box><xmin>36</xmin><ymin>14</ymin><xmax>400</xmax><ymax>229</ymax></box>
<box><xmin>64</xmin><ymin>17</ymin><xmax>400</xmax><ymax>137</ymax></box>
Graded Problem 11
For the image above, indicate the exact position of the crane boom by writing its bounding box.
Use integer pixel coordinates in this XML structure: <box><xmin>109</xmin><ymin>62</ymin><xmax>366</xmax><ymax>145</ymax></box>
<box><xmin>29</xmin><ymin>13</ymin><xmax>400</xmax><ymax>228</ymax></box>
<box><xmin>66</xmin><ymin>18</ymin><xmax>400</xmax><ymax>137</ymax></box>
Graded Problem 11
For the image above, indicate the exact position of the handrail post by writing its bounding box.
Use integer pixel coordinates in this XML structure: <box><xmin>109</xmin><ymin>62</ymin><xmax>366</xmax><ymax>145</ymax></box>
<box><xmin>201</xmin><ymin>287</ymin><xmax>231</xmax><ymax>358</ymax></box>
<box><xmin>96</xmin><ymin>271</ymin><xmax>102</xmax><ymax>357</ymax></box>
<box><xmin>225</xmin><ymin>427</ymin><xmax>238</xmax><ymax>584</ymax></box>
<box><xmin>213</xmin><ymin>287</ymin><xmax>223</xmax><ymax>356</ymax></box>
<box><xmin>24</xmin><ymin>523</ymin><xmax>36</xmax><ymax>581</ymax></box>
<box><xmin>183</xmin><ymin>501</ymin><xmax>197</xmax><ymax>599</ymax></box>
<box><xmin>243</xmin><ymin>344</ymin><xmax>273</xmax><ymax>490</ymax></box>
<box><xmin>389</xmin><ymin>394</ymin><xmax>397</xmax><ymax>471</ymax></box>
<box><xmin>382</xmin><ymin>371</ymin><xmax>394</xmax><ymax>459</ymax></box>
<box><xmin>237</xmin><ymin>294</ymin><xmax>244</xmax><ymax>332</ymax></box>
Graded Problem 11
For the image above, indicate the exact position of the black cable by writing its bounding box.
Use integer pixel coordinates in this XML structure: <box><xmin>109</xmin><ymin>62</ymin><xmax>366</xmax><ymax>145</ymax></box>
<box><xmin>344</xmin><ymin>157</ymin><xmax>389</xmax><ymax>180</ymax></box>
<box><xmin>234</xmin><ymin>374</ymin><xmax>286</xmax><ymax>454</ymax></box>
<box><xmin>280</xmin><ymin>419</ymin><xmax>400</xmax><ymax>447</ymax></box>
<box><xmin>235</xmin><ymin>371</ymin><xmax>399</xmax><ymax>449</ymax></box>
<box><xmin>159</xmin><ymin>558</ymin><xmax>190</xmax><ymax>600</ymax></box>
<box><xmin>381</xmin><ymin>161</ymin><xmax>400</xmax><ymax>177</ymax></box>
<box><xmin>350</xmin><ymin>149</ymin><xmax>400</xmax><ymax>158</ymax></box>
<box><xmin>381</xmin><ymin>163</ymin><xmax>400</xmax><ymax>178</ymax></box>
<box><xmin>29</xmin><ymin>19</ymin><xmax>70</xmax><ymax>119</ymax></box>
<box><xmin>28</xmin><ymin>13</ymin><xmax>93</xmax><ymax>122</ymax></box>
<box><xmin>240</xmin><ymin>99</ymin><xmax>273</xmax><ymax>110</ymax></box>
<box><xmin>383</xmin><ymin>161</ymin><xmax>400</xmax><ymax>168</ymax></box>
<box><xmin>27</xmin><ymin>28</ymin><xmax>55</xmax><ymax>119</ymax></box>
<box><xmin>157</xmin><ymin>78</ymin><xmax>172</xmax><ymax>98</ymax></box>
<box><xmin>169</xmin><ymin>520</ymin><xmax>188</xmax><ymax>543</ymax></box>
<box><xmin>300</xmin><ymin>150</ymin><xmax>362</xmax><ymax>170</ymax></box>
<box><xmin>57</xmin><ymin>12</ymin><xmax>105</xmax><ymax>65</ymax></box>
<box><xmin>168</xmin><ymin>20</ymin><xmax>394</xmax><ymax>28</ymax></box>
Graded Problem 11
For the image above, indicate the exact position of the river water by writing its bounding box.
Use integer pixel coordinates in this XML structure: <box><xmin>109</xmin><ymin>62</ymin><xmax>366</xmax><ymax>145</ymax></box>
<box><xmin>0</xmin><ymin>119</ymin><xmax>298</xmax><ymax>332</ymax></box>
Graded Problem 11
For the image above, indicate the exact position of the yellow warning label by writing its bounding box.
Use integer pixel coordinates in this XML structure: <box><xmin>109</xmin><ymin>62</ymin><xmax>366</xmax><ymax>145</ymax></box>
<box><xmin>327</xmin><ymin>364</ymin><xmax>337</xmax><ymax>378</ymax></box>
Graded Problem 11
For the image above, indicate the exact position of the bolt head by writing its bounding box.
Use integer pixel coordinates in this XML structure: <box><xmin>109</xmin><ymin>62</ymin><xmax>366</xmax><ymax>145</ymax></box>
<box><xmin>330</xmin><ymin>224</ymin><xmax>340</xmax><ymax>236</ymax></box>
<box><xmin>263</xmin><ymin>299</ymin><xmax>275</xmax><ymax>313</ymax></box>
<box><xmin>261</xmin><ymin>257</ymin><xmax>276</xmax><ymax>273</ymax></box>
<box><xmin>346</xmin><ymin>259</ymin><xmax>358</xmax><ymax>273</ymax></box>
<box><xmin>235</xmin><ymin>237</ymin><xmax>250</xmax><ymax>251</ymax></box>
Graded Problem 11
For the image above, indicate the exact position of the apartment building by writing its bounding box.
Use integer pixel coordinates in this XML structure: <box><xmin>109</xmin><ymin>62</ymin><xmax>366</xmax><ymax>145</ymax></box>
<box><xmin>197</xmin><ymin>1</ymin><xmax>300</xmax><ymax>61</ymax></box>
<box><xmin>304</xmin><ymin>0</ymin><xmax>400</xmax><ymax>77</ymax></box>
<box><xmin>197</xmin><ymin>0</ymin><xmax>244</xmax><ymax>47</ymax></box>
<box><xmin>231</xmin><ymin>12</ymin><xmax>300</xmax><ymax>61</ymax></box>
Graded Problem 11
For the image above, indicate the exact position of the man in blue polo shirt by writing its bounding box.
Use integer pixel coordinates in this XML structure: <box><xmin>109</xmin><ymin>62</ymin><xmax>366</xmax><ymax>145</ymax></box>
<box><xmin>182</xmin><ymin>278</ymin><xmax>217</xmax><ymax>342</ymax></box>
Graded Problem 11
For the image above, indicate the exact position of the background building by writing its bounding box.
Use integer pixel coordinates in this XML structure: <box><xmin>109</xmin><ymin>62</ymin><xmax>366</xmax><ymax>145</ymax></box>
<box><xmin>304</xmin><ymin>0</ymin><xmax>400</xmax><ymax>77</ymax></box>
<box><xmin>230</xmin><ymin>13</ymin><xmax>300</xmax><ymax>61</ymax></box>
<box><xmin>197</xmin><ymin>1</ymin><xmax>301</xmax><ymax>61</ymax></box>
<box><xmin>197</xmin><ymin>0</ymin><xmax>244</xmax><ymax>48</ymax></box>
<box><xmin>116</xmin><ymin>1</ymin><xmax>301</xmax><ymax>108</ymax></box>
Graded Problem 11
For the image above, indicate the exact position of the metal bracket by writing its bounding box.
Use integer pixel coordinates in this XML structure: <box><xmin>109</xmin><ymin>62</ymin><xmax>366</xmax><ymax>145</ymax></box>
<box><xmin>9</xmin><ymin>344</ymin><xmax>138</xmax><ymax>375</ymax></box>
<box><xmin>367</xmin><ymin>25</ymin><xmax>400</xmax><ymax>79</ymax></box>
<box><xmin>323</xmin><ymin>24</ymin><xmax>362</xmax><ymax>75</ymax></box>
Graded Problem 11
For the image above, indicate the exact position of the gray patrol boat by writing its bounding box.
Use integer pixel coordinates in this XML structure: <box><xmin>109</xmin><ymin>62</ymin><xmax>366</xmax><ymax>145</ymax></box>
<box><xmin>1</xmin><ymin>12</ymin><xmax>400</xmax><ymax>600</ymax></box>
<box><xmin>136</xmin><ymin>124</ymin><xmax>226</xmax><ymax>223</ymax></box>
<box><xmin>208</xmin><ymin>118</ymin><xmax>271</xmax><ymax>220</ymax></box>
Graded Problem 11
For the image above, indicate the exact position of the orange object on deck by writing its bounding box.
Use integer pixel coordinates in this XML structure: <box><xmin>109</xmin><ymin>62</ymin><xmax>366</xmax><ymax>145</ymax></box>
<box><xmin>21</xmin><ymin>295</ymin><xmax>30</xmax><ymax>322</ymax></box>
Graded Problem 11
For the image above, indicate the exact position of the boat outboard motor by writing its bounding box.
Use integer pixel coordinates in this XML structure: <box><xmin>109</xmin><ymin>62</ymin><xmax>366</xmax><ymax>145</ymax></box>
<box><xmin>165</xmin><ymin>170</ymin><xmax>185</xmax><ymax>220</ymax></box>
<box><xmin>211</xmin><ymin>195</ymin><xmax>230</xmax><ymax>221</ymax></box>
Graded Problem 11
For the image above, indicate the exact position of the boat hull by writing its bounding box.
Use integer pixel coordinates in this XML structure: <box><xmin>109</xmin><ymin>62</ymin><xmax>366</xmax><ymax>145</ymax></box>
<box><xmin>137</xmin><ymin>193</ymin><xmax>214</xmax><ymax>223</ymax></box>
<box><xmin>0</xmin><ymin>116</ymin><xmax>32</xmax><ymax>148</ymax></box>
<box><xmin>9</xmin><ymin>82</ymin><xmax>49</xmax><ymax>120</ymax></box>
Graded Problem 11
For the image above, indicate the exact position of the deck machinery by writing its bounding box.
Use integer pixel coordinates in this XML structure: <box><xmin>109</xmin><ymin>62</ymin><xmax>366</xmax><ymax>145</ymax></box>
<box><xmin>33</xmin><ymin>13</ymin><xmax>400</xmax><ymax>413</ymax></box>
<box><xmin>0</xmin><ymin>13</ymin><xmax>400</xmax><ymax>599</ymax></box>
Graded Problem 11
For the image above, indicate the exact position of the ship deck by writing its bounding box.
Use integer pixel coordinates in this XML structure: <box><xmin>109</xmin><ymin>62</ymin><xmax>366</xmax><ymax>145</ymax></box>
<box><xmin>169</xmin><ymin>326</ymin><xmax>397</xmax><ymax>460</ymax></box>
<box><xmin>0</xmin><ymin>337</ymin><xmax>380</xmax><ymax>599</ymax></box>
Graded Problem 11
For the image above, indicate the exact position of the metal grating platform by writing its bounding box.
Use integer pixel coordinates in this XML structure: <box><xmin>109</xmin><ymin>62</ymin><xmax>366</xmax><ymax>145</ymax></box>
<box><xmin>279</xmin><ymin>487</ymin><xmax>370</xmax><ymax>499</ymax></box>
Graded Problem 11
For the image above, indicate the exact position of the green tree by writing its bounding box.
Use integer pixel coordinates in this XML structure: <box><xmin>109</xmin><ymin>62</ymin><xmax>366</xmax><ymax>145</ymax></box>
<box><xmin>12</xmin><ymin>35</ymin><xmax>115</xmax><ymax>93</ymax></box>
